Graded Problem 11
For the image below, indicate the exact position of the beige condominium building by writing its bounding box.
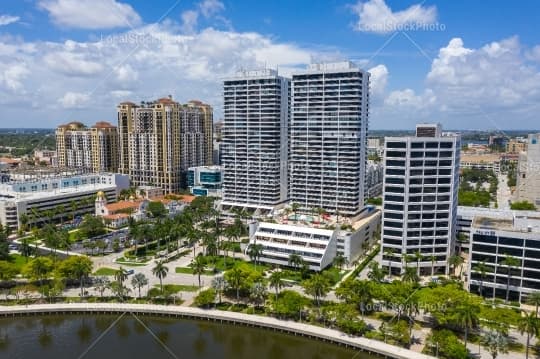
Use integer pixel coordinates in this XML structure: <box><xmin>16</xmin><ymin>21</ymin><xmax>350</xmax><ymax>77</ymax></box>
<box><xmin>56</xmin><ymin>121</ymin><xmax>119</xmax><ymax>172</ymax></box>
<box><xmin>117</xmin><ymin>97</ymin><xmax>213</xmax><ymax>193</ymax></box>
<box><xmin>516</xmin><ymin>133</ymin><xmax>540</xmax><ymax>208</ymax></box>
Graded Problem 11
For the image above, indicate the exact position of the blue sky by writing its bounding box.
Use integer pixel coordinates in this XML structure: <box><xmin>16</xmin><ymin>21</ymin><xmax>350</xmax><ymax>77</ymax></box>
<box><xmin>0</xmin><ymin>0</ymin><xmax>539</xmax><ymax>129</ymax></box>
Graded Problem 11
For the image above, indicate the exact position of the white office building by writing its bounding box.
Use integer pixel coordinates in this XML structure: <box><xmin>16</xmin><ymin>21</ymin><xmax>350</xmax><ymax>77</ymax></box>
<box><xmin>468</xmin><ymin>212</ymin><xmax>540</xmax><ymax>303</ymax></box>
<box><xmin>221</xmin><ymin>69</ymin><xmax>289</xmax><ymax>210</ymax></box>
<box><xmin>381</xmin><ymin>124</ymin><xmax>460</xmax><ymax>275</ymax></box>
<box><xmin>249</xmin><ymin>207</ymin><xmax>381</xmax><ymax>271</ymax></box>
<box><xmin>187</xmin><ymin>165</ymin><xmax>223</xmax><ymax>197</ymax></box>
<box><xmin>289</xmin><ymin>62</ymin><xmax>369</xmax><ymax>218</ymax></box>
<box><xmin>0</xmin><ymin>173</ymin><xmax>129</xmax><ymax>230</ymax></box>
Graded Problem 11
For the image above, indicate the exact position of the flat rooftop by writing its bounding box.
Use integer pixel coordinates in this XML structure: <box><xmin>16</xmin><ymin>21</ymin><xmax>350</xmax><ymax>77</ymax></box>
<box><xmin>0</xmin><ymin>182</ymin><xmax>117</xmax><ymax>202</ymax></box>
<box><xmin>472</xmin><ymin>215</ymin><xmax>540</xmax><ymax>233</ymax></box>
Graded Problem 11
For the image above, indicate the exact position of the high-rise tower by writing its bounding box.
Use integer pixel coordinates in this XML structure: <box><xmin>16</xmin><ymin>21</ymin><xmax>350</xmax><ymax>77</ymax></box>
<box><xmin>289</xmin><ymin>62</ymin><xmax>369</xmax><ymax>217</ymax></box>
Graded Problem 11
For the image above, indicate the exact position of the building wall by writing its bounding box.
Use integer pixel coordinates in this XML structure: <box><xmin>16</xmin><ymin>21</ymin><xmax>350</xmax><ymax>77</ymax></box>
<box><xmin>381</xmin><ymin>132</ymin><xmax>460</xmax><ymax>275</ymax></box>
<box><xmin>117</xmin><ymin>98</ymin><xmax>213</xmax><ymax>193</ymax></box>
<box><xmin>289</xmin><ymin>62</ymin><xmax>369</xmax><ymax>217</ymax></box>
<box><xmin>0</xmin><ymin>173</ymin><xmax>129</xmax><ymax>230</ymax></box>
<box><xmin>516</xmin><ymin>133</ymin><xmax>540</xmax><ymax>207</ymax></box>
<box><xmin>469</xmin><ymin>226</ymin><xmax>540</xmax><ymax>303</ymax></box>
<box><xmin>222</xmin><ymin>69</ymin><xmax>289</xmax><ymax>208</ymax></box>
<box><xmin>249</xmin><ymin>221</ymin><xmax>337</xmax><ymax>271</ymax></box>
<box><xmin>56</xmin><ymin>122</ymin><xmax>119</xmax><ymax>172</ymax></box>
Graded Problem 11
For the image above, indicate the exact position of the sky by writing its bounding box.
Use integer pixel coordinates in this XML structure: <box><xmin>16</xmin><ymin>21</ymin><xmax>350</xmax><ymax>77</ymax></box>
<box><xmin>0</xmin><ymin>0</ymin><xmax>539</xmax><ymax>130</ymax></box>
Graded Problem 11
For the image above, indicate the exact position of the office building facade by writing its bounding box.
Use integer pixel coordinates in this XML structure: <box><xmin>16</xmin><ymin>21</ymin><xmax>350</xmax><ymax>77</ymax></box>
<box><xmin>187</xmin><ymin>165</ymin><xmax>222</xmax><ymax>196</ymax></box>
<box><xmin>381</xmin><ymin>124</ymin><xmax>460</xmax><ymax>275</ymax></box>
<box><xmin>469</xmin><ymin>213</ymin><xmax>540</xmax><ymax>303</ymax></box>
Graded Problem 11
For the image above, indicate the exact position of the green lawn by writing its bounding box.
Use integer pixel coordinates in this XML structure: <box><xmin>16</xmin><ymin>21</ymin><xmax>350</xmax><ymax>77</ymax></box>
<box><xmin>175</xmin><ymin>267</ymin><xmax>213</xmax><ymax>275</ymax></box>
<box><xmin>204</xmin><ymin>256</ymin><xmax>269</xmax><ymax>273</ymax></box>
<box><xmin>68</xmin><ymin>229</ymin><xmax>86</xmax><ymax>243</ymax></box>
<box><xmin>93</xmin><ymin>267</ymin><xmax>117</xmax><ymax>276</ymax></box>
<box><xmin>154</xmin><ymin>284</ymin><xmax>199</xmax><ymax>292</ymax></box>
<box><xmin>9</xmin><ymin>253</ymin><xmax>28</xmax><ymax>270</ymax></box>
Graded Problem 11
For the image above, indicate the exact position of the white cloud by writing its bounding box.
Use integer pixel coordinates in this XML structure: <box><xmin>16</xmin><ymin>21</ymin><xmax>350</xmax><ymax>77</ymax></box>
<box><xmin>351</xmin><ymin>0</ymin><xmax>437</xmax><ymax>34</ymax></box>
<box><xmin>115</xmin><ymin>64</ymin><xmax>138</xmax><ymax>82</ymax></box>
<box><xmin>199</xmin><ymin>0</ymin><xmax>225</xmax><ymax>18</ymax></box>
<box><xmin>367</xmin><ymin>64</ymin><xmax>388</xmax><ymax>96</ymax></box>
<box><xmin>379</xmin><ymin>36</ymin><xmax>540</xmax><ymax>129</ymax></box>
<box><xmin>58</xmin><ymin>92</ymin><xmax>90</xmax><ymax>108</ymax></box>
<box><xmin>181</xmin><ymin>0</ymin><xmax>227</xmax><ymax>34</ymax></box>
<box><xmin>0</xmin><ymin>15</ymin><xmax>20</xmax><ymax>26</ymax></box>
<box><xmin>39</xmin><ymin>0</ymin><xmax>141</xmax><ymax>29</ymax></box>
<box><xmin>0</xmin><ymin>23</ymin><xmax>316</xmax><ymax>125</ymax></box>
<box><xmin>181</xmin><ymin>10</ymin><xmax>199</xmax><ymax>34</ymax></box>
<box><xmin>44</xmin><ymin>51</ymin><xmax>104</xmax><ymax>77</ymax></box>
<box><xmin>0</xmin><ymin>63</ymin><xmax>29</xmax><ymax>91</ymax></box>
<box><xmin>526</xmin><ymin>45</ymin><xmax>540</xmax><ymax>62</ymax></box>
<box><xmin>110</xmin><ymin>90</ymin><xmax>133</xmax><ymax>98</ymax></box>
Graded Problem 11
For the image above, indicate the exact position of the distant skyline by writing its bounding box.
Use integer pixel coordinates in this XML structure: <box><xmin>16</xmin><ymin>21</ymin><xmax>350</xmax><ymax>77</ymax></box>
<box><xmin>0</xmin><ymin>0</ymin><xmax>539</xmax><ymax>129</ymax></box>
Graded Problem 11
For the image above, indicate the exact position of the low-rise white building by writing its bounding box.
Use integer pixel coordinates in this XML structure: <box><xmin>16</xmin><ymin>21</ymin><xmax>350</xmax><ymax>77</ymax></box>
<box><xmin>248</xmin><ymin>207</ymin><xmax>381</xmax><ymax>271</ymax></box>
<box><xmin>187</xmin><ymin>165</ymin><xmax>222</xmax><ymax>197</ymax></box>
<box><xmin>0</xmin><ymin>173</ymin><xmax>129</xmax><ymax>230</ymax></box>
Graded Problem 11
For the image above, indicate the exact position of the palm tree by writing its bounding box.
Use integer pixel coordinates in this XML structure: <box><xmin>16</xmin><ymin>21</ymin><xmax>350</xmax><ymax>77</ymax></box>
<box><xmin>247</xmin><ymin>243</ymin><xmax>263</xmax><ymax>269</ymax></box>
<box><xmin>288</xmin><ymin>253</ymin><xmax>303</xmax><ymax>270</ymax></box>
<box><xmin>114</xmin><ymin>267</ymin><xmax>128</xmax><ymax>286</ymax></box>
<box><xmin>268</xmin><ymin>271</ymin><xmax>284</xmax><ymax>300</ymax></box>
<box><xmin>474</xmin><ymin>261</ymin><xmax>491</xmax><ymax>297</ymax></box>
<box><xmin>455</xmin><ymin>299</ymin><xmax>480</xmax><ymax>351</ymax></box>
<box><xmin>518</xmin><ymin>311</ymin><xmax>539</xmax><ymax>359</ymax></box>
<box><xmin>186</xmin><ymin>227</ymin><xmax>200</xmax><ymax>258</ymax></box>
<box><xmin>70</xmin><ymin>256</ymin><xmax>93</xmax><ymax>297</ymax></box>
<box><xmin>429</xmin><ymin>254</ymin><xmax>437</xmax><ymax>277</ymax></box>
<box><xmin>414</xmin><ymin>250</ymin><xmax>423</xmax><ymax>276</ymax></box>
<box><xmin>354</xmin><ymin>280</ymin><xmax>373</xmax><ymax>318</ymax></box>
<box><xmin>482</xmin><ymin>330</ymin><xmax>509</xmax><ymax>359</ymax></box>
<box><xmin>367</xmin><ymin>262</ymin><xmax>386</xmax><ymax>283</ymax></box>
<box><xmin>448</xmin><ymin>254</ymin><xmax>464</xmax><ymax>277</ymax></box>
<box><xmin>383</xmin><ymin>247</ymin><xmax>394</xmax><ymax>273</ymax></box>
<box><xmin>302</xmin><ymin>274</ymin><xmax>330</xmax><ymax>308</ymax></box>
<box><xmin>333</xmin><ymin>254</ymin><xmax>347</xmax><ymax>270</ymax></box>
<box><xmin>152</xmin><ymin>261</ymin><xmax>169</xmax><ymax>294</ymax></box>
<box><xmin>70</xmin><ymin>200</ymin><xmax>78</xmax><ymax>222</ymax></box>
<box><xmin>19</xmin><ymin>213</ymin><xmax>29</xmax><ymax>233</ymax></box>
<box><xmin>190</xmin><ymin>254</ymin><xmax>206</xmax><ymax>288</ymax></box>
<box><xmin>131</xmin><ymin>273</ymin><xmax>148</xmax><ymax>298</ymax></box>
<box><xmin>402</xmin><ymin>253</ymin><xmax>414</xmax><ymax>269</ymax></box>
<box><xmin>227</xmin><ymin>267</ymin><xmax>243</xmax><ymax>302</ymax></box>
<box><xmin>250</xmin><ymin>281</ymin><xmax>267</xmax><ymax>308</ymax></box>
<box><xmin>211</xmin><ymin>276</ymin><xmax>226</xmax><ymax>303</ymax></box>
<box><xmin>527</xmin><ymin>292</ymin><xmax>540</xmax><ymax>318</ymax></box>
<box><xmin>290</xmin><ymin>203</ymin><xmax>301</xmax><ymax>222</ymax></box>
<box><xmin>401</xmin><ymin>266</ymin><xmax>420</xmax><ymax>284</ymax></box>
<box><xmin>501</xmin><ymin>255</ymin><xmax>520</xmax><ymax>303</ymax></box>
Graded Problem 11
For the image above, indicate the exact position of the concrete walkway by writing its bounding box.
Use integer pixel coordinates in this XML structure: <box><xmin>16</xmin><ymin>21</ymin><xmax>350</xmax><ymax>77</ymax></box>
<box><xmin>0</xmin><ymin>303</ymin><xmax>435</xmax><ymax>359</ymax></box>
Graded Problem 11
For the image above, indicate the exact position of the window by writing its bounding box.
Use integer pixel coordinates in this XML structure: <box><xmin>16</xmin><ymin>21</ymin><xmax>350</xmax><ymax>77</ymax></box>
<box><xmin>386</xmin><ymin>151</ymin><xmax>406</xmax><ymax>158</ymax></box>
<box><xmin>387</xmin><ymin>142</ymin><xmax>406</xmax><ymax>148</ymax></box>
<box><xmin>499</xmin><ymin>237</ymin><xmax>524</xmax><ymax>247</ymax></box>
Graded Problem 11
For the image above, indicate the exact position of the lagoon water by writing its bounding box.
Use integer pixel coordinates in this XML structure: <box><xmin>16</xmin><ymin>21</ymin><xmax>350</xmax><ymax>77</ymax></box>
<box><xmin>0</xmin><ymin>314</ymin><xmax>377</xmax><ymax>359</ymax></box>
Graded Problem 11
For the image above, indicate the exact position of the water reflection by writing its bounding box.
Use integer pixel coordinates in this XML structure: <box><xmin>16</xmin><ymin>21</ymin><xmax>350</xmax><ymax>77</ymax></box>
<box><xmin>0</xmin><ymin>315</ymin><xmax>372</xmax><ymax>359</ymax></box>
